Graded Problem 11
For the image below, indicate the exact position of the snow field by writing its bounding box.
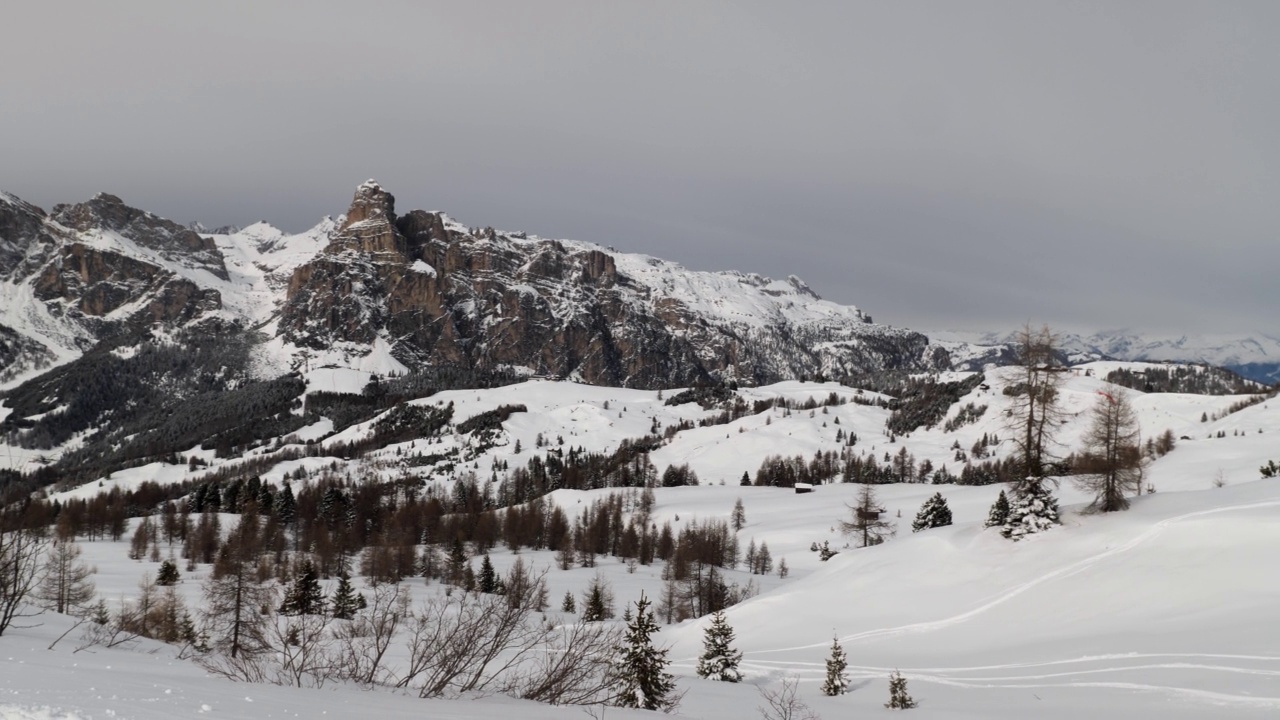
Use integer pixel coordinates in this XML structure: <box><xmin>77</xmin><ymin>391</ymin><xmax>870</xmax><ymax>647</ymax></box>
<box><xmin>7</xmin><ymin>361</ymin><xmax>1280</xmax><ymax>718</ymax></box>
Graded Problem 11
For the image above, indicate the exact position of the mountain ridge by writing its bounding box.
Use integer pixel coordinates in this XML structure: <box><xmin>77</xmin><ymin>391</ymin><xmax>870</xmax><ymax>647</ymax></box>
<box><xmin>1</xmin><ymin>181</ymin><xmax>947</xmax><ymax>391</ymax></box>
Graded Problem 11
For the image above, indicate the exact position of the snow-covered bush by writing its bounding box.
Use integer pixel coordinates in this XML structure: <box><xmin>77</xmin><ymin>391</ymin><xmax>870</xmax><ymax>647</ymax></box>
<box><xmin>1001</xmin><ymin>483</ymin><xmax>1060</xmax><ymax>540</ymax></box>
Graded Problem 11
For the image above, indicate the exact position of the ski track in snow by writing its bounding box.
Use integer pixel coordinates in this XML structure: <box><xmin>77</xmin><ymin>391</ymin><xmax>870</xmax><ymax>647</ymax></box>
<box><xmin>727</xmin><ymin>657</ymin><xmax>1280</xmax><ymax>707</ymax></box>
<box><xmin>746</xmin><ymin>498</ymin><xmax>1280</xmax><ymax>655</ymax></box>
<box><xmin>711</xmin><ymin>498</ymin><xmax>1280</xmax><ymax>708</ymax></box>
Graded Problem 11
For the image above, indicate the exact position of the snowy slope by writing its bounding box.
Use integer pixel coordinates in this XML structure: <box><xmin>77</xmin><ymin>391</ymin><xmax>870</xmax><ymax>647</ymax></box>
<box><xmin>7</xmin><ymin>362</ymin><xmax>1280</xmax><ymax>718</ymax></box>
<box><xmin>11</xmin><ymin>449</ymin><xmax>1280</xmax><ymax>718</ymax></box>
<box><xmin>203</xmin><ymin>218</ymin><xmax>337</xmax><ymax>326</ymax></box>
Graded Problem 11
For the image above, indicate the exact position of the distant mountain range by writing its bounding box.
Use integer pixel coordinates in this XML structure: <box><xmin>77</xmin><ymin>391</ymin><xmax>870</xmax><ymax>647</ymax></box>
<box><xmin>933</xmin><ymin>329</ymin><xmax>1280</xmax><ymax>385</ymax></box>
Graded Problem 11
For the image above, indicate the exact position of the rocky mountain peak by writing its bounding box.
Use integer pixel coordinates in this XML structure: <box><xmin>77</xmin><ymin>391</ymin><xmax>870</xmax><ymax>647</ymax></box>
<box><xmin>343</xmin><ymin>180</ymin><xmax>397</xmax><ymax>229</ymax></box>
<box><xmin>49</xmin><ymin>193</ymin><xmax>230</xmax><ymax>281</ymax></box>
<box><xmin>275</xmin><ymin>181</ymin><xmax>944</xmax><ymax>388</ymax></box>
<box><xmin>0</xmin><ymin>191</ymin><xmax>57</xmax><ymax>281</ymax></box>
<box><xmin>52</xmin><ymin>193</ymin><xmax>143</xmax><ymax>232</ymax></box>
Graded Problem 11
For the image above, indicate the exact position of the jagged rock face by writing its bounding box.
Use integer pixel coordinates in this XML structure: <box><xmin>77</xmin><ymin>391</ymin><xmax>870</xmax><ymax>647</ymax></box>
<box><xmin>1</xmin><ymin>192</ymin><xmax>226</xmax><ymax>362</ymax></box>
<box><xmin>33</xmin><ymin>243</ymin><xmax>219</xmax><ymax>323</ymax></box>
<box><xmin>0</xmin><ymin>193</ymin><xmax>60</xmax><ymax>282</ymax></box>
<box><xmin>280</xmin><ymin>182</ymin><xmax>946</xmax><ymax>388</ymax></box>
<box><xmin>50</xmin><ymin>193</ymin><xmax>229</xmax><ymax>281</ymax></box>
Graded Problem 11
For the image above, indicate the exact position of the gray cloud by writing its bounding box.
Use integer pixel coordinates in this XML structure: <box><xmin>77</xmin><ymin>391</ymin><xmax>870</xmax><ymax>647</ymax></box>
<box><xmin>3</xmin><ymin>1</ymin><xmax>1277</xmax><ymax>335</ymax></box>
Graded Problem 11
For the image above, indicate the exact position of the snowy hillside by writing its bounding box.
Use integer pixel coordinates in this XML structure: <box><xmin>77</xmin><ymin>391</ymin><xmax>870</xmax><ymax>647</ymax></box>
<box><xmin>4</xmin><ymin>361</ymin><xmax>1279</xmax><ymax>718</ymax></box>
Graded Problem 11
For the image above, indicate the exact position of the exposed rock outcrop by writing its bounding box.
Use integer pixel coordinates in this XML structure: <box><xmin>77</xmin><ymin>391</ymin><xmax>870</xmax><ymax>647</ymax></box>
<box><xmin>51</xmin><ymin>193</ymin><xmax>229</xmax><ymax>280</ymax></box>
<box><xmin>1</xmin><ymin>192</ymin><xmax>225</xmax><ymax>358</ymax></box>
<box><xmin>279</xmin><ymin>181</ymin><xmax>946</xmax><ymax>388</ymax></box>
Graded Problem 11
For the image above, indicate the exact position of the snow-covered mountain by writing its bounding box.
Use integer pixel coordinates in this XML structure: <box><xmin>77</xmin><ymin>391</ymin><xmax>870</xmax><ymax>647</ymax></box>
<box><xmin>937</xmin><ymin>329</ymin><xmax>1280</xmax><ymax>385</ymax></box>
<box><xmin>1061</xmin><ymin>330</ymin><xmax>1280</xmax><ymax>385</ymax></box>
<box><xmin>276</xmin><ymin>180</ymin><xmax>947</xmax><ymax>387</ymax></box>
<box><xmin>1</xmin><ymin>181</ymin><xmax>946</xmax><ymax>393</ymax></box>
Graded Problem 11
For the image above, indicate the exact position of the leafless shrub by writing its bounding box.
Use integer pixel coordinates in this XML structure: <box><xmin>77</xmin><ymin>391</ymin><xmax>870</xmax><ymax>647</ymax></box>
<box><xmin>269</xmin><ymin>613</ymin><xmax>337</xmax><ymax>688</ymax></box>
<box><xmin>758</xmin><ymin>676</ymin><xmax>821</xmax><ymax>720</ymax></box>
<box><xmin>396</xmin><ymin>566</ymin><xmax>617</xmax><ymax>703</ymax></box>
<box><xmin>508</xmin><ymin>616</ymin><xmax>622</xmax><ymax>705</ymax></box>
<box><xmin>0</xmin><ymin>528</ymin><xmax>49</xmax><ymax>636</ymax></box>
<box><xmin>75</xmin><ymin>600</ymin><xmax>142</xmax><ymax>653</ymax></box>
<box><xmin>333</xmin><ymin>581</ymin><xmax>408</xmax><ymax>685</ymax></box>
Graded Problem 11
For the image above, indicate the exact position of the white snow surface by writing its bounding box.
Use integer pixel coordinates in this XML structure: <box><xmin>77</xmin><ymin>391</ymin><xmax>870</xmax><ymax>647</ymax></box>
<box><xmin>7</xmin><ymin>364</ymin><xmax>1280</xmax><ymax>718</ymax></box>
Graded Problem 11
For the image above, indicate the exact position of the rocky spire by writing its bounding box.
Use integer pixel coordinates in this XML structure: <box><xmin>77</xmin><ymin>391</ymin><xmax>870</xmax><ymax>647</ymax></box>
<box><xmin>323</xmin><ymin>180</ymin><xmax>405</xmax><ymax>257</ymax></box>
<box><xmin>343</xmin><ymin>179</ymin><xmax>396</xmax><ymax>228</ymax></box>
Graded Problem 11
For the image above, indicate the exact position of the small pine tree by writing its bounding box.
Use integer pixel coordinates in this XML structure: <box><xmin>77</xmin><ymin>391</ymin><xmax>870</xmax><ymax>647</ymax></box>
<box><xmin>1002</xmin><ymin>484</ymin><xmax>1060</xmax><ymax>540</ymax></box>
<box><xmin>280</xmin><ymin>560</ymin><xmax>326</xmax><ymax>616</ymax></box>
<box><xmin>817</xmin><ymin>541</ymin><xmax>838</xmax><ymax>562</ymax></box>
<box><xmin>330</xmin><ymin>572</ymin><xmax>361</xmax><ymax>620</ymax></box>
<box><xmin>612</xmin><ymin>594</ymin><xmax>678</xmax><ymax>711</ymax></box>
<box><xmin>156</xmin><ymin>559</ymin><xmax>181</xmax><ymax>586</ymax></box>
<box><xmin>885</xmin><ymin>670</ymin><xmax>917</xmax><ymax>709</ymax></box>
<box><xmin>695</xmin><ymin>610</ymin><xmax>743</xmax><ymax>682</ymax></box>
<box><xmin>911</xmin><ymin>492</ymin><xmax>953</xmax><ymax>533</ymax></box>
<box><xmin>91</xmin><ymin>599</ymin><xmax>111</xmax><ymax>625</ymax></box>
<box><xmin>180</xmin><ymin>610</ymin><xmax>207</xmax><ymax>651</ymax></box>
<box><xmin>821</xmin><ymin>636</ymin><xmax>849</xmax><ymax>696</ymax></box>
<box><xmin>447</xmin><ymin>538</ymin><xmax>467</xmax><ymax>585</ymax></box>
<box><xmin>757</xmin><ymin>541</ymin><xmax>773</xmax><ymax>574</ymax></box>
<box><xmin>478</xmin><ymin>553</ymin><xmax>498</xmax><ymax>594</ymax></box>
<box><xmin>740</xmin><ymin>471</ymin><xmax>751</xmax><ymax>487</ymax></box>
<box><xmin>562</xmin><ymin>591</ymin><xmax>576</xmax><ymax>613</ymax></box>
<box><xmin>582</xmin><ymin>575</ymin><xmax>613</xmax><ymax>621</ymax></box>
<box><xmin>984</xmin><ymin>490</ymin><xmax>1010</xmax><ymax>528</ymax></box>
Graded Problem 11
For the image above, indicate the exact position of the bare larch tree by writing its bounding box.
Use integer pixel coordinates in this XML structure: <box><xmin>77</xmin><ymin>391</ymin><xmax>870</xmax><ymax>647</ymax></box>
<box><xmin>1005</xmin><ymin>323</ymin><xmax>1066</xmax><ymax>491</ymax></box>
<box><xmin>839</xmin><ymin>484</ymin><xmax>895</xmax><ymax>548</ymax></box>
<box><xmin>1075</xmin><ymin>389</ymin><xmax>1144</xmax><ymax>511</ymax></box>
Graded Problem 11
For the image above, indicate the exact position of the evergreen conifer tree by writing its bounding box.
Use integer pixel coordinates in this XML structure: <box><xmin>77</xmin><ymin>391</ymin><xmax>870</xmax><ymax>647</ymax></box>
<box><xmin>156</xmin><ymin>559</ymin><xmax>181</xmax><ymax>586</ymax></box>
<box><xmin>280</xmin><ymin>560</ymin><xmax>325</xmax><ymax>615</ymax></box>
<box><xmin>478</xmin><ymin>553</ymin><xmax>498</xmax><ymax>594</ymax></box>
<box><xmin>91</xmin><ymin>599</ymin><xmax>111</xmax><ymax>626</ymax></box>
<box><xmin>612</xmin><ymin>594</ymin><xmax>678</xmax><ymax>711</ymax></box>
<box><xmin>1002</xmin><ymin>484</ymin><xmax>1060</xmax><ymax>540</ymax></box>
<box><xmin>911</xmin><ymin>492</ymin><xmax>953</xmax><ymax>532</ymax></box>
<box><xmin>821</xmin><ymin>636</ymin><xmax>849</xmax><ymax>696</ymax></box>
<box><xmin>447</xmin><ymin>538</ymin><xmax>467</xmax><ymax>586</ymax></box>
<box><xmin>582</xmin><ymin>575</ymin><xmax>612</xmax><ymax>621</ymax></box>
<box><xmin>695</xmin><ymin>610</ymin><xmax>743</xmax><ymax>682</ymax></box>
<box><xmin>984</xmin><ymin>490</ymin><xmax>1010</xmax><ymax>528</ymax></box>
<box><xmin>275</xmin><ymin>482</ymin><xmax>297</xmax><ymax>525</ymax></box>
<box><xmin>885</xmin><ymin>670</ymin><xmax>917</xmax><ymax>709</ymax></box>
<box><xmin>330</xmin><ymin>572</ymin><xmax>361</xmax><ymax>620</ymax></box>
<box><xmin>562</xmin><ymin>591</ymin><xmax>576</xmax><ymax>613</ymax></box>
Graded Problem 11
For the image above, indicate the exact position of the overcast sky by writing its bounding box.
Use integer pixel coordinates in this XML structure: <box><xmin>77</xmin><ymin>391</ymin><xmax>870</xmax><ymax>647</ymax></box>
<box><xmin>3</xmin><ymin>1</ymin><xmax>1277</xmax><ymax>335</ymax></box>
